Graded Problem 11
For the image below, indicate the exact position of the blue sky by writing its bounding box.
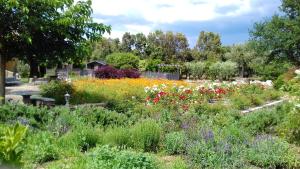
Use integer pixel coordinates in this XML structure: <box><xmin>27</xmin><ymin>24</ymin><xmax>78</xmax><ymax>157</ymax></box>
<box><xmin>91</xmin><ymin>0</ymin><xmax>281</xmax><ymax>46</ymax></box>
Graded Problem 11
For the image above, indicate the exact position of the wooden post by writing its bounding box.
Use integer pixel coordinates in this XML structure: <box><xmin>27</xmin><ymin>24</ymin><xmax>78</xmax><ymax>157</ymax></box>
<box><xmin>0</xmin><ymin>55</ymin><xmax>6</xmax><ymax>104</ymax></box>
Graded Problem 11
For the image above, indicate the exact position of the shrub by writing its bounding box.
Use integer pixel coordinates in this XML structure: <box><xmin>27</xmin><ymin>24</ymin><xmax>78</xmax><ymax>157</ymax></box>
<box><xmin>252</xmin><ymin>60</ymin><xmax>291</xmax><ymax>80</ymax></box>
<box><xmin>83</xmin><ymin>145</ymin><xmax>158</xmax><ymax>169</ymax></box>
<box><xmin>185</xmin><ymin>62</ymin><xmax>206</xmax><ymax>79</ymax></box>
<box><xmin>94</xmin><ymin>66</ymin><xmax>140</xmax><ymax>79</ymax></box>
<box><xmin>186</xmin><ymin>130</ymin><xmax>247</xmax><ymax>168</ymax></box>
<box><xmin>23</xmin><ymin>131</ymin><xmax>60</xmax><ymax>164</ymax></box>
<box><xmin>0</xmin><ymin>103</ymin><xmax>55</xmax><ymax>129</ymax></box>
<box><xmin>74</xmin><ymin>106</ymin><xmax>129</xmax><ymax>128</ymax></box>
<box><xmin>208</xmin><ymin>61</ymin><xmax>237</xmax><ymax>80</ymax></box>
<box><xmin>230</xmin><ymin>93</ymin><xmax>252</xmax><ymax>110</ymax></box>
<box><xmin>106</xmin><ymin>52</ymin><xmax>139</xmax><ymax>69</ymax></box>
<box><xmin>277</xmin><ymin>105</ymin><xmax>300</xmax><ymax>145</ymax></box>
<box><xmin>40</xmin><ymin>80</ymin><xmax>74</xmax><ymax>105</ymax></box>
<box><xmin>131</xmin><ymin>119</ymin><xmax>161</xmax><ymax>152</ymax></box>
<box><xmin>94</xmin><ymin>65</ymin><xmax>122</xmax><ymax>79</ymax></box>
<box><xmin>17</xmin><ymin>61</ymin><xmax>30</xmax><ymax>78</ymax></box>
<box><xmin>164</xmin><ymin>131</ymin><xmax>186</xmax><ymax>155</ymax></box>
<box><xmin>219</xmin><ymin>61</ymin><xmax>238</xmax><ymax>80</ymax></box>
<box><xmin>103</xmin><ymin>127</ymin><xmax>131</xmax><ymax>148</ymax></box>
<box><xmin>246</xmin><ymin>135</ymin><xmax>298</xmax><ymax>168</ymax></box>
<box><xmin>239</xmin><ymin>108</ymin><xmax>285</xmax><ymax>135</ymax></box>
<box><xmin>0</xmin><ymin>123</ymin><xmax>27</xmax><ymax>166</ymax></box>
<box><xmin>59</xmin><ymin>126</ymin><xmax>101</xmax><ymax>153</ymax></box>
<box><xmin>145</xmin><ymin>59</ymin><xmax>162</xmax><ymax>72</ymax></box>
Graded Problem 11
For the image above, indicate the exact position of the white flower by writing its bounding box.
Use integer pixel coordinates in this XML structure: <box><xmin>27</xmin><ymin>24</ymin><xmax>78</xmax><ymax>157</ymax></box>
<box><xmin>144</xmin><ymin>86</ymin><xmax>150</xmax><ymax>93</ymax></box>
<box><xmin>295</xmin><ymin>70</ymin><xmax>300</xmax><ymax>75</ymax></box>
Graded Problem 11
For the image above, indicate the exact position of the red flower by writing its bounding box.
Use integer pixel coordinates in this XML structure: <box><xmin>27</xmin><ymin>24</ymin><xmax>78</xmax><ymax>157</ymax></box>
<box><xmin>179</xmin><ymin>95</ymin><xmax>187</xmax><ymax>100</ymax></box>
<box><xmin>153</xmin><ymin>97</ymin><xmax>160</xmax><ymax>104</ymax></box>
<box><xmin>185</xmin><ymin>89</ymin><xmax>193</xmax><ymax>94</ymax></box>
<box><xmin>146</xmin><ymin>96</ymin><xmax>151</xmax><ymax>101</ymax></box>
<box><xmin>158</xmin><ymin>91</ymin><xmax>167</xmax><ymax>97</ymax></box>
<box><xmin>181</xmin><ymin>104</ymin><xmax>189</xmax><ymax>111</ymax></box>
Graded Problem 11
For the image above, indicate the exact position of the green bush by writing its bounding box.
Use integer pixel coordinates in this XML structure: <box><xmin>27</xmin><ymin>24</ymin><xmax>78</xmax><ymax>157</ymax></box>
<box><xmin>106</xmin><ymin>52</ymin><xmax>140</xmax><ymax>69</ymax></box>
<box><xmin>230</xmin><ymin>93</ymin><xmax>252</xmax><ymax>110</ymax></box>
<box><xmin>40</xmin><ymin>80</ymin><xmax>74</xmax><ymax>105</ymax></box>
<box><xmin>277</xmin><ymin>105</ymin><xmax>300</xmax><ymax>145</ymax></box>
<box><xmin>246</xmin><ymin>136</ymin><xmax>298</xmax><ymax>168</ymax></box>
<box><xmin>85</xmin><ymin>145</ymin><xmax>158</xmax><ymax>169</ymax></box>
<box><xmin>73</xmin><ymin>106</ymin><xmax>129</xmax><ymax>128</ymax></box>
<box><xmin>17</xmin><ymin>61</ymin><xmax>30</xmax><ymax>78</ymax></box>
<box><xmin>0</xmin><ymin>123</ymin><xmax>27</xmax><ymax>166</ymax></box>
<box><xmin>145</xmin><ymin>59</ymin><xmax>162</xmax><ymax>72</ymax></box>
<box><xmin>59</xmin><ymin>126</ymin><xmax>101</xmax><ymax>153</ymax></box>
<box><xmin>131</xmin><ymin>119</ymin><xmax>161</xmax><ymax>152</ymax></box>
<box><xmin>0</xmin><ymin>103</ymin><xmax>55</xmax><ymax>129</ymax></box>
<box><xmin>239</xmin><ymin>108</ymin><xmax>285</xmax><ymax>135</ymax></box>
<box><xmin>23</xmin><ymin>131</ymin><xmax>60</xmax><ymax>164</ymax></box>
<box><xmin>252</xmin><ymin>60</ymin><xmax>291</xmax><ymax>80</ymax></box>
<box><xmin>208</xmin><ymin>61</ymin><xmax>237</xmax><ymax>80</ymax></box>
<box><xmin>103</xmin><ymin>127</ymin><xmax>131</xmax><ymax>148</ymax></box>
<box><xmin>186</xmin><ymin>130</ymin><xmax>247</xmax><ymax>168</ymax></box>
<box><xmin>185</xmin><ymin>62</ymin><xmax>206</xmax><ymax>79</ymax></box>
<box><xmin>164</xmin><ymin>131</ymin><xmax>186</xmax><ymax>155</ymax></box>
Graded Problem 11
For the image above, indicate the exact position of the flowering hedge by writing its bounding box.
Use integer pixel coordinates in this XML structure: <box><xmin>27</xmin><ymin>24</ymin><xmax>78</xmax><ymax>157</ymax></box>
<box><xmin>144</xmin><ymin>83</ymin><xmax>234</xmax><ymax>111</ymax></box>
<box><xmin>94</xmin><ymin>66</ymin><xmax>140</xmax><ymax>79</ymax></box>
<box><xmin>144</xmin><ymin>81</ymin><xmax>277</xmax><ymax>111</ymax></box>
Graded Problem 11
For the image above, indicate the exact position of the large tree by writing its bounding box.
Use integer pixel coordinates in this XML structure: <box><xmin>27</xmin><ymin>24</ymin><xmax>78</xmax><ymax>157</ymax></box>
<box><xmin>0</xmin><ymin>0</ymin><xmax>110</xmax><ymax>104</ymax></box>
<box><xmin>225</xmin><ymin>43</ymin><xmax>256</xmax><ymax>77</ymax></box>
<box><xmin>194</xmin><ymin>31</ymin><xmax>222</xmax><ymax>61</ymax></box>
<box><xmin>251</xmin><ymin>0</ymin><xmax>300</xmax><ymax>64</ymax></box>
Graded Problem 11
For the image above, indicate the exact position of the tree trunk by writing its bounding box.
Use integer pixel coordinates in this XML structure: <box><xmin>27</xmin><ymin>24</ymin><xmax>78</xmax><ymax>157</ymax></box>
<box><xmin>29</xmin><ymin>59</ymin><xmax>40</xmax><ymax>78</ymax></box>
<box><xmin>39</xmin><ymin>65</ymin><xmax>46</xmax><ymax>77</ymax></box>
<box><xmin>0</xmin><ymin>55</ymin><xmax>6</xmax><ymax>105</ymax></box>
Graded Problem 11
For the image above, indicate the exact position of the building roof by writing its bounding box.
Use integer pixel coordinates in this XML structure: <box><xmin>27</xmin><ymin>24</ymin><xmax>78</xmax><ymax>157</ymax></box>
<box><xmin>87</xmin><ymin>60</ymin><xmax>107</xmax><ymax>65</ymax></box>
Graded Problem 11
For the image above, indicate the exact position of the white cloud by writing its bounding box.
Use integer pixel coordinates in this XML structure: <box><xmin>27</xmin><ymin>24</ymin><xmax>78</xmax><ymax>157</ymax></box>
<box><xmin>91</xmin><ymin>0</ymin><xmax>255</xmax><ymax>24</ymax></box>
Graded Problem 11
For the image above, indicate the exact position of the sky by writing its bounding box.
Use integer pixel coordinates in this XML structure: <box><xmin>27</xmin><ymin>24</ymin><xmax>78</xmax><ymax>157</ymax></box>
<box><xmin>91</xmin><ymin>0</ymin><xmax>281</xmax><ymax>46</ymax></box>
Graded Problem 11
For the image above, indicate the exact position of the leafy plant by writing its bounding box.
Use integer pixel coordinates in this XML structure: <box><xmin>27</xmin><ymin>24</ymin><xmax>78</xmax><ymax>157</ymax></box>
<box><xmin>131</xmin><ymin>119</ymin><xmax>161</xmax><ymax>152</ymax></box>
<box><xmin>23</xmin><ymin>131</ymin><xmax>60</xmax><ymax>164</ymax></box>
<box><xmin>40</xmin><ymin>80</ymin><xmax>74</xmax><ymax>105</ymax></box>
<box><xmin>164</xmin><ymin>131</ymin><xmax>186</xmax><ymax>155</ymax></box>
<box><xmin>106</xmin><ymin>52</ymin><xmax>140</xmax><ymax>69</ymax></box>
<box><xmin>0</xmin><ymin>123</ymin><xmax>27</xmax><ymax>166</ymax></box>
<box><xmin>246</xmin><ymin>135</ymin><xmax>298</xmax><ymax>168</ymax></box>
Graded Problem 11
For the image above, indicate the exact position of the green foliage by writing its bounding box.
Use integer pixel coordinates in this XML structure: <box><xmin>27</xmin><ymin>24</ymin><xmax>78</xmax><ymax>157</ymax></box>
<box><xmin>251</xmin><ymin>0</ymin><xmax>300</xmax><ymax>65</ymax></box>
<box><xmin>194</xmin><ymin>31</ymin><xmax>223</xmax><ymax>61</ymax></box>
<box><xmin>239</xmin><ymin>108</ymin><xmax>285</xmax><ymax>135</ymax></box>
<box><xmin>131</xmin><ymin>119</ymin><xmax>161</xmax><ymax>152</ymax></box>
<box><xmin>59</xmin><ymin>126</ymin><xmax>101</xmax><ymax>153</ymax></box>
<box><xmin>185</xmin><ymin>62</ymin><xmax>206</xmax><ymax>79</ymax></box>
<box><xmin>208</xmin><ymin>61</ymin><xmax>237</xmax><ymax>80</ymax></box>
<box><xmin>23</xmin><ymin>131</ymin><xmax>60</xmax><ymax>164</ymax></box>
<box><xmin>103</xmin><ymin>127</ymin><xmax>131</xmax><ymax>148</ymax></box>
<box><xmin>164</xmin><ymin>131</ymin><xmax>186</xmax><ymax>155</ymax></box>
<box><xmin>146</xmin><ymin>59</ymin><xmax>162</xmax><ymax>72</ymax></box>
<box><xmin>0</xmin><ymin>0</ymin><xmax>110</xmax><ymax>79</ymax></box>
<box><xmin>277</xmin><ymin>105</ymin><xmax>300</xmax><ymax>145</ymax></box>
<box><xmin>252</xmin><ymin>60</ymin><xmax>291</xmax><ymax>80</ymax></box>
<box><xmin>0</xmin><ymin>123</ymin><xmax>27</xmax><ymax>166</ymax></box>
<box><xmin>16</xmin><ymin>61</ymin><xmax>30</xmax><ymax>78</ymax></box>
<box><xmin>246</xmin><ymin>136</ymin><xmax>298</xmax><ymax>168</ymax></box>
<box><xmin>81</xmin><ymin>145</ymin><xmax>159</xmax><ymax>169</ymax></box>
<box><xmin>225</xmin><ymin>43</ymin><xmax>256</xmax><ymax>77</ymax></box>
<box><xmin>0</xmin><ymin>103</ymin><xmax>55</xmax><ymax>129</ymax></box>
<box><xmin>106</xmin><ymin>52</ymin><xmax>140</xmax><ymax>69</ymax></box>
<box><xmin>186</xmin><ymin>127</ymin><xmax>248</xmax><ymax>168</ymax></box>
<box><xmin>40</xmin><ymin>80</ymin><xmax>74</xmax><ymax>105</ymax></box>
